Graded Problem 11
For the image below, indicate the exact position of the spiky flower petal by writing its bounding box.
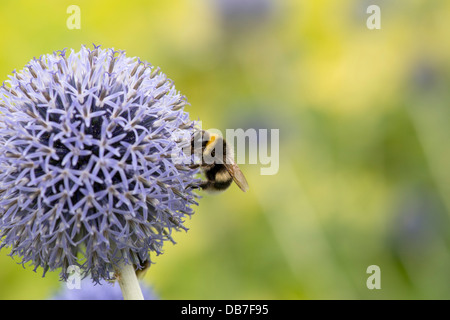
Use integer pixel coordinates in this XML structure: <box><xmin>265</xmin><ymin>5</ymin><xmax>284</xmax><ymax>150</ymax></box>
<box><xmin>0</xmin><ymin>45</ymin><xmax>199</xmax><ymax>282</ymax></box>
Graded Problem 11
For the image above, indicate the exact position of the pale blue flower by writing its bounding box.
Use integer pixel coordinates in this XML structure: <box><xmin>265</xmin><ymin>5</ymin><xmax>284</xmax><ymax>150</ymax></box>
<box><xmin>52</xmin><ymin>278</ymin><xmax>157</xmax><ymax>300</ymax></box>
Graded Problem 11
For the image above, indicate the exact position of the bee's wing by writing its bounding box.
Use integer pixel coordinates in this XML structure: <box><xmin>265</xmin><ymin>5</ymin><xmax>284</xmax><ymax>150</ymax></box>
<box><xmin>223</xmin><ymin>155</ymin><xmax>249</xmax><ymax>192</ymax></box>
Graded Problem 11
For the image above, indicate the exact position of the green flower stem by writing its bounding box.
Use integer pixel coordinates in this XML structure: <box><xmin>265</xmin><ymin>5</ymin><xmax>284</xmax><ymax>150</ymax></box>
<box><xmin>115</xmin><ymin>261</ymin><xmax>144</xmax><ymax>300</ymax></box>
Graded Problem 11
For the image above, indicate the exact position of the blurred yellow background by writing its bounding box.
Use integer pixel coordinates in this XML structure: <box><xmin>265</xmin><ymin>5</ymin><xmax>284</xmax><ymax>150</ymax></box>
<box><xmin>1</xmin><ymin>0</ymin><xmax>450</xmax><ymax>299</ymax></box>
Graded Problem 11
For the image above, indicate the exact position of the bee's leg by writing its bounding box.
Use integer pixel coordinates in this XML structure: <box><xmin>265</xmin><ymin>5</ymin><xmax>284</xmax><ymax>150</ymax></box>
<box><xmin>186</xmin><ymin>180</ymin><xmax>208</xmax><ymax>190</ymax></box>
<box><xmin>134</xmin><ymin>258</ymin><xmax>151</xmax><ymax>279</ymax></box>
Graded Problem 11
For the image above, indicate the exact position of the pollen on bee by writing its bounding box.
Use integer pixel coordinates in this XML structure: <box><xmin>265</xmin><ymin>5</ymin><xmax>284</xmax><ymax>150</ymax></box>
<box><xmin>206</xmin><ymin>135</ymin><xmax>216</xmax><ymax>147</ymax></box>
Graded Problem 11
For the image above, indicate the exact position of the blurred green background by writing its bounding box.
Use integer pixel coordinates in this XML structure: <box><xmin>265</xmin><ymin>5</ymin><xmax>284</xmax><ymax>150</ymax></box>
<box><xmin>1</xmin><ymin>0</ymin><xmax>450</xmax><ymax>299</ymax></box>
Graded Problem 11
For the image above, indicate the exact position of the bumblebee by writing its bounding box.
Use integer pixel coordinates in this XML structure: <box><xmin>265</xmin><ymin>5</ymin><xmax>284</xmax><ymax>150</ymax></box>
<box><xmin>191</xmin><ymin>130</ymin><xmax>249</xmax><ymax>193</ymax></box>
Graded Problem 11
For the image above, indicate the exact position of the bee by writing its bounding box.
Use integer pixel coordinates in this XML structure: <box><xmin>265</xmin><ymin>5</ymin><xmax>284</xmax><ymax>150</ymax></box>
<box><xmin>191</xmin><ymin>130</ymin><xmax>249</xmax><ymax>193</ymax></box>
<box><xmin>134</xmin><ymin>258</ymin><xmax>151</xmax><ymax>279</ymax></box>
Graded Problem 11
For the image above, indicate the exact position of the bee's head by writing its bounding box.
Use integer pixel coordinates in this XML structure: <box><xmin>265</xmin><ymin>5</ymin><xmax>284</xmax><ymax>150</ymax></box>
<box><xmin>192</xmin><ymin>130</ymin><xmax>217</xmax><ymax>152</ymax></box>
<box><xmin>191</xmin><ymin>130</ymin><xmax>224</xmax><ymax>164</ymax></box>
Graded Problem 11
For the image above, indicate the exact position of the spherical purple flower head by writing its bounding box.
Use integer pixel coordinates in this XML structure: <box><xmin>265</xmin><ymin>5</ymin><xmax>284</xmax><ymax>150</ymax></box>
<box><xmin>0</xmin><ymin>45</ymin><xmax>200</xmax><ymax>282</ymax></box>
<box><xmin>52</xmin><ymin>278</ymin><xmax>157</xmax><ymax>300</ymax></box>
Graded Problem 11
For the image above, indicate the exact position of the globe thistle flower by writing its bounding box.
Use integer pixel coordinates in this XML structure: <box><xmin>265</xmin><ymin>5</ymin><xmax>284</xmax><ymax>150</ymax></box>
<box><xmin>0</xmin><ymin>45</ymin><xmax>200</xmax><ymax>290</ymax></box>
<box><xmin>52</xmin><ymin>278</ymin><xmax>157</xmax><ymax>300</ymax></box>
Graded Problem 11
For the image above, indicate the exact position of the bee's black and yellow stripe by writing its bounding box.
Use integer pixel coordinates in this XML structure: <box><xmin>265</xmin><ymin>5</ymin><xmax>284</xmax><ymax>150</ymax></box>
<box><xmin>201</xmin><ymin>164</ymin><xmax>233</xmax><ymax>191</ymax></box>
